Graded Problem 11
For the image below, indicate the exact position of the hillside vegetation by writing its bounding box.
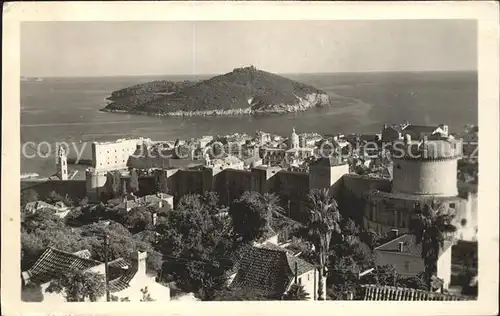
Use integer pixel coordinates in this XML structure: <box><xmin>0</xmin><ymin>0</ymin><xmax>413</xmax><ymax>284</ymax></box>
<box><xmin>102</xmin><ymin>66</ymin><xmax>330</xmax><ymax>116</ymax></box>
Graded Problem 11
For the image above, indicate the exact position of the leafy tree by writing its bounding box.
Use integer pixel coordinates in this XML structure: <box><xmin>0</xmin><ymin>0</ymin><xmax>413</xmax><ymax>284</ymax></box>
<box><xmin>229</xmin><ymin>191</ymin><xmax>273</xmax><ymax>243</ymax></box>
<box><xmin>123</xmin><ymin>207</ymin><xmax>154</xmax><ymax>234</ymax></box>
<box><xmin>22</xmin><ymin>208</ymin><xmax>65</xmax><ymax>233</ymax></box>
<box><xmin>21</xmin><ymin>224</ymin><xmax>94</xmax><ymax>271</ymax></box>
<box><xmin>157</xmin><ymin>193</ymin><xmax>238</xmax><ymax>300</ymax></box>
<box><xmin>46</xmin><ymin>269</ymin><xmax>105</xmax><ymax>302</ymax></box>
<box><xmin>282</xmin><ymin>284</ymin><xmax>310</xmax><ymax>300</ymax></box>
<box><xmin>129</xmin><ymin>169</ymin><xmax>140</xmax><ymax>193</ymax></box>
<box><xmin>21</xmin><ymin>189</ymin><xmax>39</xmax><ymax>207</ymax></box>
<box><xmin>341</xmin><ymin>218</ymin><xmax>360</xmax><ymax>237</ymax></box>
<box><xmin>410</xmin><ymin>201</ymin><xmax>457</xmax><ymax>288</ymax></box>
<box><xmin>201</xmin><ymin>191</ymin><xmax>223</xmax><ymax>214</ymax></box>
<box><xmin>327</xmin><ymin>256</ymin><xmax>359</xmax><ymax>300</ymax></box>
<box><xmin>302</xmin><ymin>188</ymin><xmax>342</xmax><ymax>300</ymax></box>
<box><xmin>80</xmin><ymin>220</ymin><xmax>162</xmax><ymax>274</ymax></box>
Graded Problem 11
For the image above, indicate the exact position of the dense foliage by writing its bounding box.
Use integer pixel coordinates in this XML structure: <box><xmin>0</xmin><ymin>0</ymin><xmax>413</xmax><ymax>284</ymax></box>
<box><xmin>104</xmin><ymin>67</ymin><xmax>328</xmax><ymax>114</ymax></box>
<box><xmin>22</xmin><ymin>202</ymin><xmax>162</xmax><ymax>275</ymax></box>
<box><xmin>46</xmin><ymin>269</ymin><xmax>105</xmax><ymax>302</ymax></box>
<box><xmin>228</xmin><ymin>191</ymin><xmax>273</xmax><ymax>243</ymax></box>
<box><xmin>156</xmin><ymin>193</ymin><xmax>239</xmax><ymax>300</ymax></box>
<box><xmin>21</xmin><ymin>186</ymin><xmax>467</xmax><ymax>302</ymax></box>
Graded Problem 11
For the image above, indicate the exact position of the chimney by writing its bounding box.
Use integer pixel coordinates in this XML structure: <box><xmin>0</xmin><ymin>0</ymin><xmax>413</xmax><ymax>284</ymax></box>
<box><xmin>398</xmin><ymin>242</ymin><xmax>404</xmax><ymax>252</ymax></box>
<box><xmin>131</xmin><ymin>251</ymin><xmax>148</xmax><ymax>276</ymax></box>
<box><xmin>391</xmin><ymin>228</ymin><xmax>399</xmax><ymax>239</ymax></box>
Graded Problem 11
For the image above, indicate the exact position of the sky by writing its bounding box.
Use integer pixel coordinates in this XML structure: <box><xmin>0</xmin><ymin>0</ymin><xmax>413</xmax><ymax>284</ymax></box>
<box><xmin>21</xmin><ymin>20</ymin><xmax>477</xmax><ymax>77</ymax></box>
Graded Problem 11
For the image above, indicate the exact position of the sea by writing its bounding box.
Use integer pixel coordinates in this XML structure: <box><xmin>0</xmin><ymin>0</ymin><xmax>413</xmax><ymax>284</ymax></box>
<box><xmin>20</xmin><ymin>71</ymin><xmax>477</xmax><ymax>176</ymax></box>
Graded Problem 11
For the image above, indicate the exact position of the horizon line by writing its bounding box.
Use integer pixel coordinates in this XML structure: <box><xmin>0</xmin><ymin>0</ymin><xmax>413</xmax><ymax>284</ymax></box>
<box><xmin>21</xmin><ymin>69</ymin><xmax>477</xmax><ymax>79</ymax></box>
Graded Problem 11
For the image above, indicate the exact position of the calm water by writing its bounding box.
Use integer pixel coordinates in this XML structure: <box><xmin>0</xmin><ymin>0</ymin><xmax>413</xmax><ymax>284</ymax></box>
<box><xmin>21</xmin><ymin>72</ymin><xmax>477</xmax><ymax>175</ymax></box>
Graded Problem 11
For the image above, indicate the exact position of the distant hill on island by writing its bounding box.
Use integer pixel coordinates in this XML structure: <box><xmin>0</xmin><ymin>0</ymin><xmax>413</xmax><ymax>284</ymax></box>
<box><xmin>102</xmin><ymin>66</ymin><xmax>331</xmax><ymax>117</ymax></box>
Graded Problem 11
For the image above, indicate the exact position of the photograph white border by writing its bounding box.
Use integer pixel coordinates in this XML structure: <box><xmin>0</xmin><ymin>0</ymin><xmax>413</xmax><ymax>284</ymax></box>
<box><xmin>2</xmin><ymin>1</ymin><xmax>499</xmax><ymax>315</ymax></box>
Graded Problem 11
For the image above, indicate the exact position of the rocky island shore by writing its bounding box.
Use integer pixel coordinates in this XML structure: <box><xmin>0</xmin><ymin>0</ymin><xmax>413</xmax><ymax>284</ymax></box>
<box><xmin>101</xmin><ymin>66</ymin><xmax>331</xmax><ymax>117</ymax></box>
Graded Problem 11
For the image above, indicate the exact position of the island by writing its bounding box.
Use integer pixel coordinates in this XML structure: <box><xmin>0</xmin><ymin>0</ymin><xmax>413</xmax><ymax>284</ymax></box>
<box><xmin>101</xmin><ymin>66</ymin><xmax>331</xmax><ymax>117</ymax></box>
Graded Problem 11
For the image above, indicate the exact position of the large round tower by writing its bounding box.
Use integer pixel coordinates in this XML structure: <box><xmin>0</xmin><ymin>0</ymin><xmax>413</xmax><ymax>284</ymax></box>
<box><xmin>391</xmin><ymin>136</ymin><xmax>462</xmax><ymax>197</ymax></box>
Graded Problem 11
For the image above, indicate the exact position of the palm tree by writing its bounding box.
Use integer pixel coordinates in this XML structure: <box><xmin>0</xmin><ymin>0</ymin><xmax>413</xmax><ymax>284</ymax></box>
<box><xmin>410</xmin><ymin>201</ymin><xmax>457</xmax><ymax>289</ymax></box>
<box><xmin>258</xmin><ymin>192</ymin><xmax>302</xmax><ymax>242</ymax></box>
<box><xmin>283</xmin><ymin>284</ymin><xmax>310</xmax><ymax>300</ymax></box>
<box><xmin>303</xmin><ymin>188</ymin><xmax>342</xmax><ymax>300</ymax></box>
<box><xmin>257</xmin><ymin>192</ymin><xmax>285</xmax><ymax>218</ymax></box>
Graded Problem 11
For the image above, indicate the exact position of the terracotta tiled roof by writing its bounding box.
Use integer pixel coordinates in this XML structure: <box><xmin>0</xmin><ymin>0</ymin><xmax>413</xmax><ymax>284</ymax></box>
<box><xmin>23</xmin><ymin>247</ymin><xmax>140</xmax><ymax>293</ymax></box>
<box><xmin>109</xmin><ymin>269</ymin><xmax>137</xmax><ymax>293</ymax></box>
<box><xmin>22</xmin><ymin>248</ymin><xmax>101</xmax><ymax>284</ymax></box>
<box><xmin>230</xmin><ymin>246</ymin><xmax>314</xmax><ymax>297</ymax></box>
<box><xmin>108</xmin><ymin>257</ymin><xmax>130</xmax><ymax>269</ymax></box>
<box><xmin>374</xmin><ymin>234</ymin><xmax>453</xmax><ymax>258</ymax></box>
<box><xmin>359</xmin><ymin>284</ymin><xmax>470</xmax><ymax>301</ymax></box>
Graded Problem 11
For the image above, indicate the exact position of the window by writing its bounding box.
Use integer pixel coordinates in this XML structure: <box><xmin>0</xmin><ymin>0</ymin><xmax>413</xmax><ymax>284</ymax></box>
<box><xmin>449</xmin><ymin>203</ymin><xmax>456</xmax><ymax>209</ymax></box>
<box><xmin>396</xmin><ymin>164</ymin><xmax>401</xmax><ymax>170</ymax></box>
<box><xmin>298</xmin><ymin>277</ymin><xmax>302</xmax><ymax>285</ymax></box>
<box><xmin>404</xmin><ymin>261</ymin><xmax>410</xmax><ymax>271</ymax></box>
<box><xmin>307</xmin><ymin>274</ymin><xmax>310</xmax><ymax>281</ymax></box>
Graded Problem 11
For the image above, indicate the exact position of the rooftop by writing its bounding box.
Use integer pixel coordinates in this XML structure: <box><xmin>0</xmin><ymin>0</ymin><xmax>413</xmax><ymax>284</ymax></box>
<box><xmin>374</xmin><ymin>233</ymin><xmax>453</xmax><ymax>258</ymax></box>
<box><xmin>22</xmin><ymin>247</ymin><xmax>142</xmax><ymax>294</ymax></box>
<box><xmin>230</xmin><ymin>245</ymin><xmax>314</xmax><ymax>297</ymax></box>
<box><xmin>402</xmin><ymin>124</ymin><xmax>441</xmax><ymax>135</ymax></box>
<box><xmin>22</xmin><ymin>247</ymin><xmax>102</xmax><ymax>285</ymax></box>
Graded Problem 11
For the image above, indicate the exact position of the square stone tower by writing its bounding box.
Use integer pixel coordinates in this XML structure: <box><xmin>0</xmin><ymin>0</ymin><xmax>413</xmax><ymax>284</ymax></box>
<box><xmin>308</xmin><ymin>157</ymin><xmax>349</xmax><ymax>199</ymax></box>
